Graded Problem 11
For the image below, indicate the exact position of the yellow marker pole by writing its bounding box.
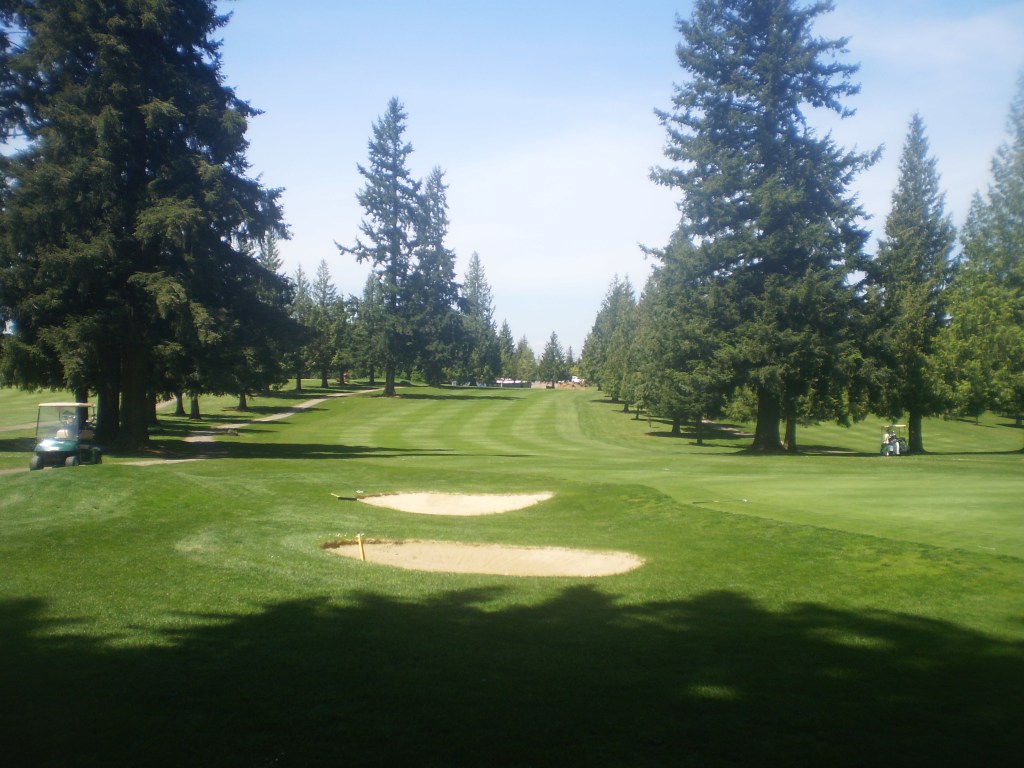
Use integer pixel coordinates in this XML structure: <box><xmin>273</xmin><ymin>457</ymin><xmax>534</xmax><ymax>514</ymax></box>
<box><xmin>357</xmin><ymin>533</ymin><xmax>366</xmax><ymax>561</ymax></box>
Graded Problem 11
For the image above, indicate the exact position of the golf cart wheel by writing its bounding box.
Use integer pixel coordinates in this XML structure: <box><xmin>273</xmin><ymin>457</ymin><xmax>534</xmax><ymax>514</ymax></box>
<box><xmin>65</xmin><ymin>455</ymin><xmax>80</xmax><ymax>467</ymax></box>
<box><xmin>91</xmin><ymin>447</ymin><xmax>102</xmax><ymax>464</ymax></box>
<box><xmin>29</xmin><ymin>455</ymin><xmax>43</xmax><ymax>471</ymax></box>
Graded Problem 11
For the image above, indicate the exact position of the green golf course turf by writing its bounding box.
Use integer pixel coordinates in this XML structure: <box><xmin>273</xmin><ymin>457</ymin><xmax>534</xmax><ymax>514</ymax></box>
<box><xmin>1</xmin><ymin>383</ymin><xmax>1021</xmax><ymax>766</ymax></box>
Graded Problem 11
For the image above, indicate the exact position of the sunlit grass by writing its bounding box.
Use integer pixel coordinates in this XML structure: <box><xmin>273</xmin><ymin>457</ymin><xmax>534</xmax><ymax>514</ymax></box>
<box><xmin>1</xmin><ymin>382</ymin><xmax>1022</xmax><ymax>766</ymax></box>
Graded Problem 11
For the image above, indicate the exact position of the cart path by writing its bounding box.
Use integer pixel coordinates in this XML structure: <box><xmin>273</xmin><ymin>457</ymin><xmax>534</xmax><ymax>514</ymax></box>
<box><xmin>2</xmin><ymin>389</ymin><xmax>380</xmax><ymax>471</ymax></box>
<box><xmin>181</xmin><ymin>390</ymin><xmax>377</xmax><ymax>443</ymax></box>
<box><xmin>124</xmin><ymin>389</ymin><xmax>381</xmax><ymax>465</ymax></box>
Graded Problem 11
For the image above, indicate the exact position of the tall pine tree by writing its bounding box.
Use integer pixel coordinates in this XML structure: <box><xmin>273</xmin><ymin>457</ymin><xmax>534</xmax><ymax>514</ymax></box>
<box><xmin>940</xmin><ymin>76</ymin><xmax>1024</xmax><ymax>429</ymax></box>
<box><xmin>651</xmin><ymin>0</ymin><xmax>875</xmax><ymax>452</ymax></box>
<box><xmin>340</xmin><ymin>98</ymin><xmax>420</xmax><ymax>396</ymax></box>
<box><xmin>409</xmin><ymin>167</ymin><xmax>461</xmax><ymax>386</ymax></box>
<box><xmin>0</xmin><ymin>0</ymin><xmax>287</xmax><ymax>446</ymax></box>
<box><xmin>872</xmin><ymin>114</ymin><xmax>955</xmax><ymax>452</ymax></box>
<box><xmin>459</xmin><ymin>252</ymin><xmax>500</xmax><ymax>385</ymax></box>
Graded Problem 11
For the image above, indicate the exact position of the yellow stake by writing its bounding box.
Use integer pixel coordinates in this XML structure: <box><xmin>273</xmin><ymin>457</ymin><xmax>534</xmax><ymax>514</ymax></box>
<box><xmin>357</xmin><ymin>533</ymin><xmax>366</xmax><ymax>562</ymax></box>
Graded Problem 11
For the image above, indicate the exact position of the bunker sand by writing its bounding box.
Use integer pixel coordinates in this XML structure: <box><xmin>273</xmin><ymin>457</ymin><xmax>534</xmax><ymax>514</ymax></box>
<box><xmin>325</xmin><ymin>539</ymin><xmax>644</xmax><ymax>577</ymax></box>
<box><xmin>356</xmin><ymin>491</ymin><xmax>554</xmax><ymax>515</ymax></box>
<box><xmin>331</xmin><ymin>491</ymin><xmax>644</xmax><ymax>577</ymax></box>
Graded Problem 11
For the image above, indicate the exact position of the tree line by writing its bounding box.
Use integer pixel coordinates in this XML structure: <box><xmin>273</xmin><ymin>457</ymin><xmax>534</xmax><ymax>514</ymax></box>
<box><xmin>0</xmin><ymin>2</ymin><xmax>564</xmax><ymax>448</ymax></box>
<box><xmin>581</xmin><ymin>0</ymin><xmax>1024</xmax><ymax>454</ymax></box>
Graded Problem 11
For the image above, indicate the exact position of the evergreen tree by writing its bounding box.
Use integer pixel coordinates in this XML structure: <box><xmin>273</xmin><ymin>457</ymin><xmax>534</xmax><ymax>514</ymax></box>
<box><xmin>636</xmin><ymin>230</ymin><xmax>732</xmax><ymax>442</ymax></box>
<box><xmin>459</xmin><ymin>252</ymin><xmax>500</xmax><ymax>384</ymax></box>
<box><xmin>288</xmin><ymin>266</ymin><xmax>313</xmax><ymax>390</ymax></box>
<box><xmin>512</xmin><ymin>335</ymin><xmax>537</xmax><ymax>382</ymax></box>
<box><xmin>940</xmin><ymin>77</ymin><xmax>1024</xmax><ymax>428</ymax></box>
<box><xmin>409</xmin><ymin>167</ymin><xmax>461</xmax><ymax>385</ymax></box>
<box><xmin>339</xmin><ymin>98</ymin><xmax>420</xmax><ymax>396</ymax></box>
<box><xmin>651</xmin><ymin>0</ymin><xmax>875</xmax><ymax>452</ymax></box>
<box><xmin>310</xmin><ymin>259</ymin><xmax>347</xmax><ymax>388</ymax></box>
<box><xmin>581</xmin><ymin>276</ymin><xmax>635</xmax><ymax>393</ymax></box>
<box><xmin>497</xmin><ymin>321</ymin><xmax>516</xmax><ymax>378</ymax></box>
<box><xmin>258</xmin><ymin>232</ymin><xmax>284</xmax><ymax>275</ymax></box>
<box><xmin>349</xmin><ymin>273</ymin><xmax>387</xmax><ymax>384</ymax></box>
<box><xmin>602</xmin><ymin>298</ymin><xmax>639</xmax><ymax>409</ymax></box>
<box><xmin>538</xmin><ymin>332</ymin><xmax>566</xmax><ymax>386</ymax></box>
<box><xmin>872</xmin><ymin>114</ymin><xmax>955</xmax><ymax>452</ymax></box>
<box><xmin>0</xmin><ymin>0</ymin><xmax>286</xmax><ymax>446</ymax></box>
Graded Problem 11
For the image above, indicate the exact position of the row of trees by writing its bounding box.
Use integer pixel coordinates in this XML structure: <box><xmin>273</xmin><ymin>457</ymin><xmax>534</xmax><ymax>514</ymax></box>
<box><xmin>0</xmin><ymin>4</ymin><xmax>570</xmax><ymax>447</ymax></box>
<box><xmin>582</xmin><ymin>0</ymin><xmax>1023</xmax><ymax>454</ymax></box>
<box><xmin>283</xmin><ymin>247</ymin><xmax>562</xmax><ymax>393</ymax></box>
<box><xmin>333</xmin><ymin>97</ymin><xmax>570</xmax><ymax>393</ymax></box>
<box><xmin>0</xmin><ymin>0</ymin><xmax>299</xmax><ymax>447</ymax></box>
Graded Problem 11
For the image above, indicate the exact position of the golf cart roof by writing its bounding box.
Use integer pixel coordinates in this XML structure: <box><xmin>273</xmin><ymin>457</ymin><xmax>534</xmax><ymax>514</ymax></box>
<box><xmin>39</xmin><ymin>402</ymin><xmax>93</xmax><ymax>408</ymax></box>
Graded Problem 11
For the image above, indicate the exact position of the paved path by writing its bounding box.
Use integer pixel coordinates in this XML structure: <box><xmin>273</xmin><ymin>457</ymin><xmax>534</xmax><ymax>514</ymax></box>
<box><xmin>125</xmin><ymin>390</ymin><xmax>378</xmax><ymax>465</ymax></box>
<box><xmin>4</xmin><ymin>390</ymin><xmax>378</xmax><ymax>471</ymax></box>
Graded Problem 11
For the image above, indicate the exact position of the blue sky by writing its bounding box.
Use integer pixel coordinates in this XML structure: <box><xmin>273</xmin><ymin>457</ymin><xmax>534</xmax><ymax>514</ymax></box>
<box><xmin>218</xmin><ymin>0</ymin><xmax>1024</xmax><ymax>355</ymax></box>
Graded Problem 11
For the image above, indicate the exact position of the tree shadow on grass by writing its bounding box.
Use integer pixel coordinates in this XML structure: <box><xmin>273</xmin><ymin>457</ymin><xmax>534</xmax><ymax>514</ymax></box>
<box><xmin>647</xmin><ymin>422</ymin><xmax>751</xmax><ymax>444</ymax></box>
<box><xmin>0</xmin><ymin>435</ymin><xmax>35</xmax><ymax>453</ymax></box>
<box><xmin>2</xmin><ymin>587</ymin><xmax>1021</xmax><ymax>767</ymax></box>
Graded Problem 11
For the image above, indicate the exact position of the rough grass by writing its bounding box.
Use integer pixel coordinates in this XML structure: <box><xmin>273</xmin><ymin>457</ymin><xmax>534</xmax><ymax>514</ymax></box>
<box><xmin>1</xmin><ymin>383</ymin><xmax>1022</xmax><ymax>767</ymax></box>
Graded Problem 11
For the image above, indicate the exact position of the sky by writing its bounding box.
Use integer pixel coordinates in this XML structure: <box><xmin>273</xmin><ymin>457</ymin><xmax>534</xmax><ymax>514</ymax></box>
<box><xmin>216</xmin><ymin>0</ymin><xmax>1024</xmax><ymax>355</ymax></box>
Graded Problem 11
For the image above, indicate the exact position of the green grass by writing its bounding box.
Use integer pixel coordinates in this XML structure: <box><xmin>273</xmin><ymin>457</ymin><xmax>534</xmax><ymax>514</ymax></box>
<box><xmin>1</xmin><ymin>383</ymin><xmax>1022</xmax><ymax>767</ymax></box>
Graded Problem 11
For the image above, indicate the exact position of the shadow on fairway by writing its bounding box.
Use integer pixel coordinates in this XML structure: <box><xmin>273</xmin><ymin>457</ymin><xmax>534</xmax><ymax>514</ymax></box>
<box><xmin>0</xmin><ymin>435</ymin><xmax>34</xmax><ymax>453</ymax></box>
<box><xmin>2</xmin><ymin>588</ymin><xmax>1020</xmax><ymax>767</ymax></box>
<box><xmin>647</xmin><ymin>423</ymin><xmax>751</xmax><ymax>443</ymax></box>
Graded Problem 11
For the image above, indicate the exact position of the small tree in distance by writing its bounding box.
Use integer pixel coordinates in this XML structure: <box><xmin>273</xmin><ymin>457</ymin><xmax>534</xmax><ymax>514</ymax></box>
<box><xmin>538</xmin><ymin>332</ymin><xmax>566</xmax><ymax>386</ymax></box>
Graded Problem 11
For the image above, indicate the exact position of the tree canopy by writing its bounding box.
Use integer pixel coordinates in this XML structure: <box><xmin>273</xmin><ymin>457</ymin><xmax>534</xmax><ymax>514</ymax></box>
<box><xmin>651</xmin><ymin>0</ymin><xmax>875</xmax><ymax>452</ymax></box>
<box><xmin>0</xmin><ymin>0</ymin><xmax>291</xmax><ymax>446</ymax></box>
<box><xmin>871</xmin><ymin>114</ymin><xmax>955</xmax><ymax>452</ymax></box>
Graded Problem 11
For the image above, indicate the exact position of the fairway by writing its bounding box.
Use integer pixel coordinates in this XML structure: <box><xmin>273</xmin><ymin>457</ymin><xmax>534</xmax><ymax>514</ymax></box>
<box><xmin>1</xmin><ymin>385</ymin><xmax>1022</xmax><ymax>767</ymax></box>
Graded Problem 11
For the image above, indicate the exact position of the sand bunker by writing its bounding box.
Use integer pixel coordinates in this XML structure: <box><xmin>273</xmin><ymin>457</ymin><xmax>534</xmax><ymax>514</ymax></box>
<box><xmin>324</xmin><ymin>539</ymin><xmax>644</xmax><ymax>577</ymax></box>
<box><xmin>357</xmin><ymin>491</ymin><xmax>554</xmax><ymax>516</ymax></box>
<box><xmin>334</xmin><ymin>491</ymin><xmax>643</xmax><ymax>576</ymax></box>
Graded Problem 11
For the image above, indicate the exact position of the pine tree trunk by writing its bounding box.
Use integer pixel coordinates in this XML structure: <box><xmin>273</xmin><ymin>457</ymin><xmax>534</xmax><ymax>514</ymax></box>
<box><xmin>695</xmin><ymin>417</ymin><xmax>704</xmax><ymax>446</ymax></box>
<box><xmin>384</xmin><ymin>362</ymin><xmax>397</xmax><ymax>397</ymax></box>
<box><xmin>753</xmin><ymin>388</ymin><xmax>783</xmax><ymax>452</ymax></box>
<box><xmin>189</xmin><ymin>396</ymin><xmax>201</xmax><ymax>420</ymax></box>
<box><xmin>118</xmin><ymin>348</ymin><xmax>151</xmax><ymax>448</ymax></box>
<box><xmin>237</xmin><ymin>392</ymin><xmax>248</xmax><ymax>410</ymax></box>
<box><xmin>783</xmin><ymin>411</ymin><xmax>799</xmax><ymax>453</ymax></box>
<box><xmin>908</xmin><ymin>410</ymin><xmax>924</xmax><ymax>454</ymax></box>
<box><xmin>96</xmin><ymin>379</ymin><xmax>120</xmax><ymax>444</ymax></box>
<box><xmin>672</xmin><ymin>416</ymin><xmax>681</xmax><ymax>436</ymax></box>
<box><xmin>174</xmin><ymin>392</ymin><xmax>187</xmax><ymax>417</ymax></box>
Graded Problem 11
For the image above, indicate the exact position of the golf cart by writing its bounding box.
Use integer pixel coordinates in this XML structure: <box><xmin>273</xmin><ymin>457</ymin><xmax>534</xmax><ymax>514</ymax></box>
<box><xmin>880</xmin><ymin>424</ymin><xmax>908</xmax><ymax>456</ymax></box>
<box><xmin>29</xmin><ymin>402</ymin><xmax>102</xmax><ymax>470</ymax></box>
